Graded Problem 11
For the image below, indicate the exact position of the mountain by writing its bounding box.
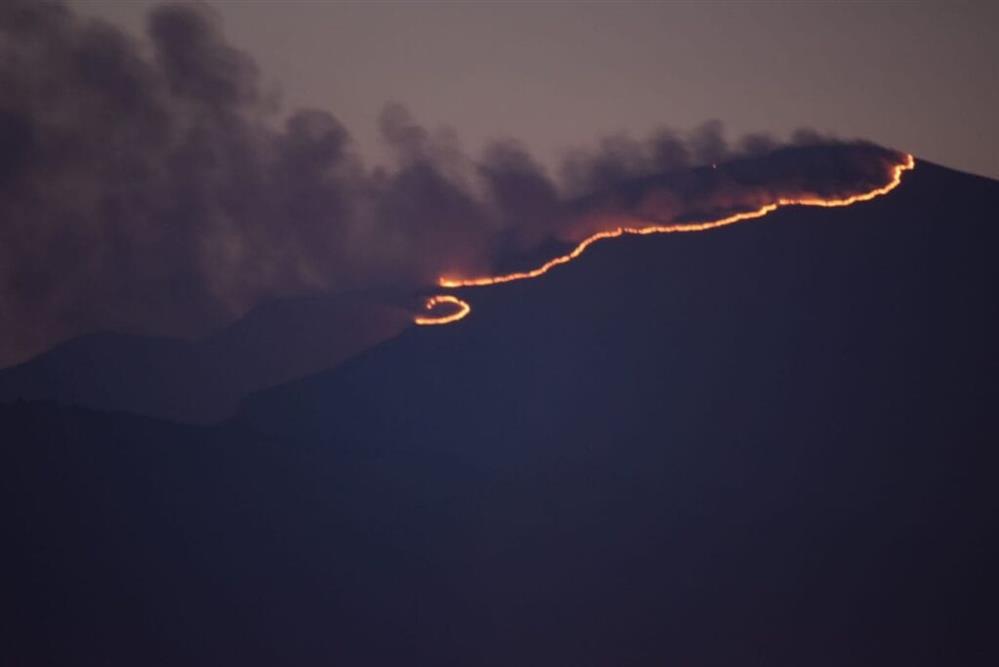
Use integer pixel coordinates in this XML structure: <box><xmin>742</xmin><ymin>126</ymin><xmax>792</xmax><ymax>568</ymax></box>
<box><xmin>0</xmin><ymin>143</ymin><xmax>905</xmax><ymax>423</ymax></box>
<box><xmin>0</xmin><ymin>293</ymin><xmax>409</xmax><ymax>423</ymax></box>
<box><xmin>4</xmin><ymin>158</ymin><xmax>998</xmax><ymax>665</ymax></box>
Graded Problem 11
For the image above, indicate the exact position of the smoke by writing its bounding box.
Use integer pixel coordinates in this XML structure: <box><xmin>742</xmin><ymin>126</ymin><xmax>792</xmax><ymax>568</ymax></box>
<box><xmin>0</xmin><ymin>1</ymin><xmax>906</xmax><ymax>367</ymax></box>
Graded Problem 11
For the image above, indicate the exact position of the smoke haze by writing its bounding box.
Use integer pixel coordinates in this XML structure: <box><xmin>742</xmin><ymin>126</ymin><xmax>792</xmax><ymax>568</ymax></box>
<box><xmin>0</xmin><ymin>1</ymin><xmax>904</xmax><ymax>366</ymax></box>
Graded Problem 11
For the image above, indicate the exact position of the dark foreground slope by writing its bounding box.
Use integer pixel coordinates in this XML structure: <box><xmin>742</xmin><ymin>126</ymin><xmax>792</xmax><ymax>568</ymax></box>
<box><xmin>4</xmin><ymin>160</ymin><xmax>998</xmax><ymax>666</ymax></box>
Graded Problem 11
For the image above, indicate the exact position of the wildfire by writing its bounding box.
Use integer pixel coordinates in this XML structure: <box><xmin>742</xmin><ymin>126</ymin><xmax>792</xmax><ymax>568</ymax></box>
<box><xmin>415</xmin><ymin>153</ymin><xmax>915</xmax><ymax>325</ymax></box>
<box><xmin>414</xmin><ymin>294</ymin><xmax>472</xmax><ymax>326</ymax></box>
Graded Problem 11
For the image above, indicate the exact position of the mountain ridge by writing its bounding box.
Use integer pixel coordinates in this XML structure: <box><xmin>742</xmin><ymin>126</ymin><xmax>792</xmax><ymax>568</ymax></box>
<box><xmin>4</xmin><ymin>156</ymin><xmax>998</xmax><ymax>665</ymax></box>
<box><xmin>0</xmin><ymin>292</ymin><xmax>409</xmax><ymax>422</ymax></box>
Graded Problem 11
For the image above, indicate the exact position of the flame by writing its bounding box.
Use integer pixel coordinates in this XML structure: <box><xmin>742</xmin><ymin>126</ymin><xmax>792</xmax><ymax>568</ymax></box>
<box><xmin>417</xmin><ymin>153</ymin><xmax>914</xmax><ymax>325</ymax></box>
<box><xmin>414</xmin><ymin>294</ymin><xmax>472</xmax><ymax>326</ymax></box>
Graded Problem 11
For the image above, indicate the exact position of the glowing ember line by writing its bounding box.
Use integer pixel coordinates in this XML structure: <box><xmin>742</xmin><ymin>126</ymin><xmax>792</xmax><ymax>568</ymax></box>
<box><xmin>441</xmin><ymin>154</ymin><xmax>915</xmax><ymax>289</ymax></box>
<box><xmin>414</xmin><ymin>295</ymin><xmax>471</xmax><ymax>326</ymax></box>
<box><xmin>416</xmin><ymin>153</ymin><xmax>914</xmax><ymax>325</ymax></box>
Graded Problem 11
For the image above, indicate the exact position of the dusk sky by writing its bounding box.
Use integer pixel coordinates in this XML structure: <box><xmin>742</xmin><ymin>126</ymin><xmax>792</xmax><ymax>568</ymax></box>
<box><xmin>71</xmin><ymin>1</ymin><xmax>998</xmax><ymax>179</ymax></box>
<box><xmin>7</xmin><ymin>3</ymin><xmax>999</xmax><ymax>664</ymax></box>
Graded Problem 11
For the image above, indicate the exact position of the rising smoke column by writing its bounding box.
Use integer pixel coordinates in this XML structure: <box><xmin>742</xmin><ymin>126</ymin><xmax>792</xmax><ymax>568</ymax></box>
<box><xmin>0</xmin><ymin>0</ymin><xmax>910</xmax><ymax>366</ymax></box>
<box><xmin>0</xmin><ymin>1</ymin><xmax>492</xmax><ymax>365</ymax></box>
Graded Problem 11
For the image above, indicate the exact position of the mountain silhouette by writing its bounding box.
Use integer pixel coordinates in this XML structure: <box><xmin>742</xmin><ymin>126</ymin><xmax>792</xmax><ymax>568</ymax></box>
<box><xmin>4</xmin><ymin>157</ymin><xmax>997</xmax><ymax>665</ymax></box>
<box><xmin>0</xmin><ymin>293</ymin><xmax>408</xmax><ymax>422</ymax></box>
<box><xmin>0</xmin><ymin>143</ymin><xmax>909</xmax><ymax>423</ymax></box>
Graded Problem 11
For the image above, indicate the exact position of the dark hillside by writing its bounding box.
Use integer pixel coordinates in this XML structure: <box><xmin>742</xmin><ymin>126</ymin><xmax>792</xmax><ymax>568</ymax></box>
<box><xmin>0</xmin><ymin>294</ymin><xmax>408</xmax><ymax>422</ymax></box>
<box><xmin>4</xmin><ymin>159</ymin><xmax>998</xmax><ymax>665</ymax></box>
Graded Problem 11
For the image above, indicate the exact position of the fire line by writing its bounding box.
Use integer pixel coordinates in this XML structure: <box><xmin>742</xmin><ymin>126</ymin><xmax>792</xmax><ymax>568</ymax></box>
<box><xmin>414</xmin><ymin>153</ymin><xmax>915</xmax><ymax>326</ymax></box>
<box><xmin>414</xmin><ymin>294</ymin><xmax>472</xmax><ymax>326</ymax></box>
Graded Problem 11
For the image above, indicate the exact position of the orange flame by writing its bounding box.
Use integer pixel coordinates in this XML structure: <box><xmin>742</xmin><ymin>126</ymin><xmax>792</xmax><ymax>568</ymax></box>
<box><xmin>414</xmin><ymin>294</ymin><xmax>472</xmax><ymax>326</ymax></box>
<box><xmin>416</xmin><ymin>153</ymin><xmax>915</xmax><ymax>325</ymax></box>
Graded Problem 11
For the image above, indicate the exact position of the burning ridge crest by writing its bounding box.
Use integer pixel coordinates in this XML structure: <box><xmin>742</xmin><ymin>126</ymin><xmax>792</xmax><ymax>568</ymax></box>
<box><xmin>416</xmin><ymin>151</ymin><xmax>915</xmax><ymax>326</ymax></box>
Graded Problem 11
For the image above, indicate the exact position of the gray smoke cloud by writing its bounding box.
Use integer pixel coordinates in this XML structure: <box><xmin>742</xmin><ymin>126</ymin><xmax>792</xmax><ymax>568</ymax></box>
<box><xmin>0</xmin><ymin>1</ymin><xmax>904</xmax><ymax>367</ymax></box>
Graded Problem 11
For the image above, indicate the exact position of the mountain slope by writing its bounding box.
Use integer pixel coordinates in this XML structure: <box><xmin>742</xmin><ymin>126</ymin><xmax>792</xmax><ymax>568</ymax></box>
<box><xmin>0</xmin><ymin>293</ymin><xmax>408</xmax><ymax>422</ymax></box>
<box><xmin>4</xmin><ymin>159</ymin><xmax>998</xmax><ymax>666</ymax></box>
<box><xmin>240</xmin><ymin>159</ymin><xmax>998</xmax><ymax>450</ymax></box>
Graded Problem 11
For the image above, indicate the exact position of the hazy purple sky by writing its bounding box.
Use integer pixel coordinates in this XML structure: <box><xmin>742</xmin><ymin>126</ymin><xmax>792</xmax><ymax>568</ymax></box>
<box><xmin>66</xmin><ymin>1</ymin><xmax>999</xmax><ymax>178</ymax></box>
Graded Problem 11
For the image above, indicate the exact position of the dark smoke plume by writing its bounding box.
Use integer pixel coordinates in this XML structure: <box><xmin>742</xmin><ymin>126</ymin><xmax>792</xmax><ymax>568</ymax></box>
<box><xmin>0</xmin><ymin>1</ymin><xmax>905</xmax><ymax>367</ymax></box>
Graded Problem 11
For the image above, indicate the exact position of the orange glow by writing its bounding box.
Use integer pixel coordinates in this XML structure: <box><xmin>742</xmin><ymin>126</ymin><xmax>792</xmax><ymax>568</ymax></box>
<box><xmin>415</xmin><ymin>153</ymin><xmax>915</xmax><ymax>325</ymax></box>
<box><xmin>414</xmin><ymin>294</ymin><xmax>472</xmax><ymax>326</ymax></box>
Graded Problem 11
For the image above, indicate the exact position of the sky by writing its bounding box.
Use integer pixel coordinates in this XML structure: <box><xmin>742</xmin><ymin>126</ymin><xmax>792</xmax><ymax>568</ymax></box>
<box><xmin>69</xmin><ymin>0</ymin><xmax>999</xmax><ymax>179</ymax></box>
